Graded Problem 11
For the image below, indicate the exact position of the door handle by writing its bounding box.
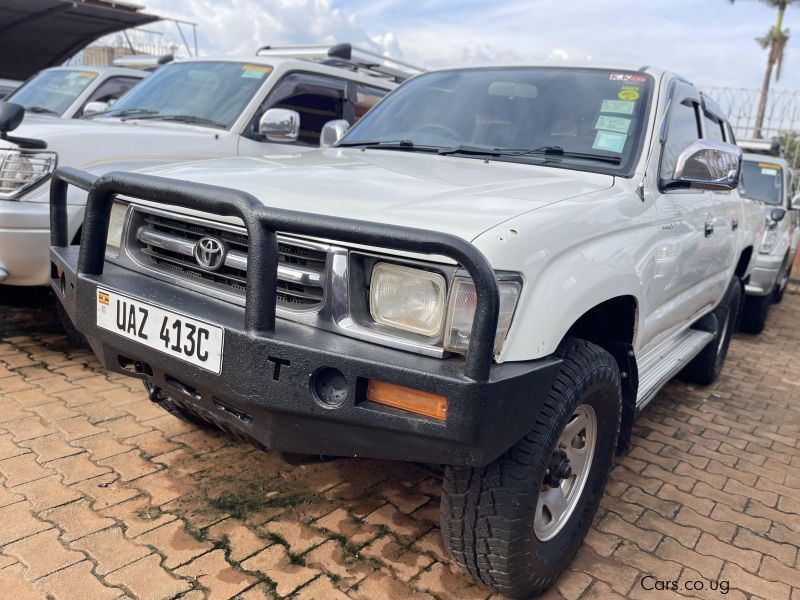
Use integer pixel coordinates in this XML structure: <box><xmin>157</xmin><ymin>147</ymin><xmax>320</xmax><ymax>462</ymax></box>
<box><xmin>705</xmin><ymin>221</ymin><xmax>715</xmax><ymax>237</ymax></box>
<box><xmin>732</xmin><ymin>218</ymin><xmax>739</xmax><ymax>231</ymax></box>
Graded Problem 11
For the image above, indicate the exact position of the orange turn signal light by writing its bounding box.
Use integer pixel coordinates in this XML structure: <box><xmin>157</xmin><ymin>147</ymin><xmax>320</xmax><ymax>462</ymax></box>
<box><xmin>366</xmin><ymin>380</ymin><xmax>448</xmax><ymax>421</ymax></box>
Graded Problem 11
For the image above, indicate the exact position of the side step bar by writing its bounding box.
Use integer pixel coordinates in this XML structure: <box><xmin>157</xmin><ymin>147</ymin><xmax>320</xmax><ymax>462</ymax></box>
<box><xmin>635</xmin><ymin>329</ymin><xmax>714</xmax><ymax>410</ymax></box>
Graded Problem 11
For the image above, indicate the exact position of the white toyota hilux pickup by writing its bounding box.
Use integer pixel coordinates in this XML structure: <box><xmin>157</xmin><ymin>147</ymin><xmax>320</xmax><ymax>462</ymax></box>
<box><xmin>0</xmin><ymin>44</ymin><xmax>416</xmax><ymax>287</ymax></box>
<box><xmin>50</xmin><ymin>65</ymin><xmax>762</xmax><ymax>598</ymax></box>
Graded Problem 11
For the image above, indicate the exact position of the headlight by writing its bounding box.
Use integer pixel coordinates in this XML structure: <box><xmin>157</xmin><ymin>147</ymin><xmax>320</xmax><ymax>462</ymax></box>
<box><xmin>369</xmin><ymin>263</ymin><xmax>446</xmax><ymax>336</ymax></box>
<box><xmin>105</xmin><ymin>202</ymin><xmax>129</xmax><ymax>256</ymax></box>
<box><xmin>760</xmin><ymin>224</ymin><xmax>778</xmax><ymax>254</ymax></box>
<box><xmin>0</xmin><ymin>150</ymin><xmax>57</xmax><ymax>199</ymax></box>
<box><xmin>445</xmin><ymin>277</ymin><xmax>521</xmax><ymax>355</ymax></box>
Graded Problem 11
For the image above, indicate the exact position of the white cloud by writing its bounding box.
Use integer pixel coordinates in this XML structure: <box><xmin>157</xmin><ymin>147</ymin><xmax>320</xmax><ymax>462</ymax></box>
<box><xmin>132</xmin><ymin>0</ymin><xmax>800</xmax><ymax>89</ymax></box>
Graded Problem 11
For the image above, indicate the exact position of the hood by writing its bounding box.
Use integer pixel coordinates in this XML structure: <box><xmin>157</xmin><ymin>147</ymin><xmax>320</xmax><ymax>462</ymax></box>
<box><xmin>0</xmin><ymin>117</ymin><xmax>231</xmax><ymax>172</ymax></box>
<box><xmin>134</xmin><ymin>149</ymin><xmax>615</xmax><ymax>242</ymax></box>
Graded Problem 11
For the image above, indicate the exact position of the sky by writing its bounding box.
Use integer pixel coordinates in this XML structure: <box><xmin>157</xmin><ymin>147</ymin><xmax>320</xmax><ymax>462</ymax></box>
<box><xmin>137</xmin><ymin>0</ymin><xmax>800</xmax><ymax>91</ymax></box>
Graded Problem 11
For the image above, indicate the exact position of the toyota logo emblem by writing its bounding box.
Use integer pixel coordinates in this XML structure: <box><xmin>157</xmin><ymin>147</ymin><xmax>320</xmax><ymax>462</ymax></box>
<box><xmin>193</xmin><ymin>236</ymin><xmax>227</xmax><ymax>271</ymax></box>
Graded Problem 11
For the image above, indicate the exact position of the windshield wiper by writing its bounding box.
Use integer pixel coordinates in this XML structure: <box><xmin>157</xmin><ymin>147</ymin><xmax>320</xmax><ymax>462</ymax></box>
<box><xmin>25</xmin><ymin>106</ymin><xmax>59</xmax><ymax>115</ymax></box>
<box><xmin>437</xmin><ymin>144</ymin><xmax>507</xmax><ymax>156</ymax></box>
<box><xmin>128</xmin><ymin>114</ymin><xmax>228</xmax><ymax>129</ymax></box>
<box><xmin>336</xmin><ymin>140</ymin><xmax>440</xmax><ymax>152</ymax></box>
<box><xmin>108</xmin><ymin>108</ymin><xmax>160</xmax><ymax>120</ymax></box>
<box><xmin>501</xmin><ymin>146</ymin><xmax>623</xmax><ymax>164</ymax></box>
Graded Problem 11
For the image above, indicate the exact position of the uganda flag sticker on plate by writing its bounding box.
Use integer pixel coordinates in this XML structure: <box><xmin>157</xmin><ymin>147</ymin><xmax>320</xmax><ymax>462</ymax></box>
<box><xmin>98</xmin><ymin>290</ymin><xmax>110</xmax><ymax>306</ymax></box>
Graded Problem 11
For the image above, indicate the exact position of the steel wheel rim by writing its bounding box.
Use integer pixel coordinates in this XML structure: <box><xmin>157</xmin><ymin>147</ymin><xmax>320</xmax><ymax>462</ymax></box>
<box><xmin>534</xmin><ymin>404</ymin><xmax>598</xmax><ymax>542</ymax></box>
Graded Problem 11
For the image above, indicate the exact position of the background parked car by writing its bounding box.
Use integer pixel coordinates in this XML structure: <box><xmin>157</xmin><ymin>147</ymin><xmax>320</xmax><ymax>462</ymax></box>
<box><xmin>738</xmin><ymin>139</ymin><xmax>800</xmax><ymax>332</ymax></box>
<box><xmin>4</xmin><ymin>66</ymin><xmax>147</xmax><ymax>119</ymax></box>
<box><xmin>0</xmin><ymin>44</ymin><xmax>419</xmax><ymax>289</ymax></box>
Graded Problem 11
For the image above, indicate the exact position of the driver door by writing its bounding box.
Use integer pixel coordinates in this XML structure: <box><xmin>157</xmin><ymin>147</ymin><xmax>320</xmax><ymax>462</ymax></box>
<box><xmin>642</xmin><ymin>83</ymin><xmax>720</xmax><ymax>349</ymax></box>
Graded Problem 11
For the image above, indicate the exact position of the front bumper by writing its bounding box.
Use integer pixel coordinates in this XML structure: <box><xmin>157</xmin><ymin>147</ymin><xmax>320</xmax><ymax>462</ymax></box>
<box><xmin>0</xmin><ymin>198</ymin><xmax>83</xmax><ymax>286</ymax></box>
<box><xmin>48</xmin><ymin>168</ymin><xmax>562</xmax><ymax>467</ymax></box>
<box><xmin>745</xmin><ymin>253</ymin><xmax>785</xmax><ymax>296</ymax></box>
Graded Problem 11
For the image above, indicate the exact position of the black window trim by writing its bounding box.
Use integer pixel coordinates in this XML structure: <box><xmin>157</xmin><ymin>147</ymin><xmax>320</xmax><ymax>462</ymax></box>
<box><xmin>657</xmin><ymin>78</ymin><xmax>704</xmax><ymax>192</ymax></box>
<box><xmin>242</xmin><ymin>69</ymin><xmax>390</xmax><ymax>145</ymax></box>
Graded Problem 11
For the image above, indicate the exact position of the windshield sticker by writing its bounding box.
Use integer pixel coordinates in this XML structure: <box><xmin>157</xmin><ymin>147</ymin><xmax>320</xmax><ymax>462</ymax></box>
<box><xmin>241</xmin><ymin>65</ymin><xmax>272</xmax><ymax>79</ymax></box>
<box><xmin>592</xmin><ymin>130</ymin><xmax>627</xmax><ymax>153</ymax></box>
<box><xmin>761</xmin><ymin>167</ymin><xmax>779</xmax><ymax>176</ymax></box>
<box><xmin>618</xmin><ymin>85</ymin><xmax>640</xmax><ymax>101</ymax></box>
<box><xmin>600</xmin><ymin>99</ymin><xmax>635</xmax><ymax>115</ymax></box>
<box><xmin>595</xmin><ymin>115</ymin><xmax>632</xmax><ymax>134</ymax></box>
<box><xmin>610</xmin><ymin>73</ymin><xmax>647</xmax><ymax>83</ymax></box>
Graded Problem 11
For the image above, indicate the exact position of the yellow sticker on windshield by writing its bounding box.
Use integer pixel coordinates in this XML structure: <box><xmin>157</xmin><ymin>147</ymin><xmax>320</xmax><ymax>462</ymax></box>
<box><xmin>618</xmin><ymin>85</ymin><xmax>639</xmax><ymax>101</ymax></box>
<box><xmin>241</xmin><ymin>65</ymin><xmax>272</xmax><ymax>79</ymax></box>
<box><xmin>78</xmin><ymin>71</ymin><xmax>98</xmax><ymax>78</ymax></box>
<box><xmin>758</xmin><ymin>162</ymin><xmax>780</xmax><ymax>170</ymax></box>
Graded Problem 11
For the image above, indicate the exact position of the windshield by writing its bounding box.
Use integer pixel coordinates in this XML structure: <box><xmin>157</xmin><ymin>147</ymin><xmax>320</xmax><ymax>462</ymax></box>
<box><xmin>103</xmin><ymin>61</ymin><xmax>273</xmax><ymax>129</ymax></box>
<box><xmin>741</xmin><ymin>160</ymin><xmax>783</xmax><ymax>205</ymax></box>
<box><xmin>7</xmin><ymin>69</ymin><xmax>98</xmax><ymax>115</ymax></box>
<box><xmin>339</xmin><ymin>67</ymin><xmax>653</xmax><ymax>175</ymax></box>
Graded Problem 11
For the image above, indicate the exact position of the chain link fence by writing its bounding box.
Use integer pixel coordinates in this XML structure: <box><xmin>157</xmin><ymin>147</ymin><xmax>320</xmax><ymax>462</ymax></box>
<box><xmin>703</xmin><ymin>86</ymin><xmax>800</xmax><ymax>182</ymax></box>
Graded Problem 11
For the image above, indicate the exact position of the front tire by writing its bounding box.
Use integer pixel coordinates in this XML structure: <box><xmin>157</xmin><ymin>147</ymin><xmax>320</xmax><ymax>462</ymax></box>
<box><xmin>440</xmin><ymin>338</ymin><xmax>622</xmax><ymax>598</ymax></box>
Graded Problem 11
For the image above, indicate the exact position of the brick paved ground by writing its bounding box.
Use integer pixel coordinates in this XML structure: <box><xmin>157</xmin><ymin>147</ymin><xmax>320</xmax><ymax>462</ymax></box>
<box><xmin>0</xmin><ymin>285</ymin><xmax>798</xmax><ymax>600</ymax></box>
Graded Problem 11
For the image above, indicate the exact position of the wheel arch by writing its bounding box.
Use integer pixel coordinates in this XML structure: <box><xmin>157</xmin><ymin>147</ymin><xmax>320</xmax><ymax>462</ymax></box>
<box><xmin>563</xmin><ymin>295</ymin><xmax>639</xmax><ymax>455</ymax></box>
<box><xmin>735</xmin><ymin>245</ymin><xmax>754</xmax><ymax>280</ymax></box>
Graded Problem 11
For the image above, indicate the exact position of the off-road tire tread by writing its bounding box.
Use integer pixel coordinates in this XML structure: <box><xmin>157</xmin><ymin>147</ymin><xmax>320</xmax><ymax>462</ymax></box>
<box><xmin>440</xmin><ymin>338</ymin><xmax>621</xmax><ymax>598</ymax></box>
<box><xmin>682</xmin><ymin>278</ymin><xmax>742</xmax><ymax>384</ymax></box>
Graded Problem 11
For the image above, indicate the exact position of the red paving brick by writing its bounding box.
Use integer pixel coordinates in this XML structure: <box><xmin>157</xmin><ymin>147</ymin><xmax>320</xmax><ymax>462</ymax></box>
<box><xmin>0</xmin><ymin>284</ymin><xmax>798</xmax><ymax>598</ymax></box>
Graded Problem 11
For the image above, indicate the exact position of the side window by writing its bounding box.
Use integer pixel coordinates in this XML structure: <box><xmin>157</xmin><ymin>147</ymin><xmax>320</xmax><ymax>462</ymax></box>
<box><xmin>354</xmin><ymin>83</ymin><xmax>388</xmax><ymax>121</ymax></box>
<box><xmin>660</xmin><ymin>99</ymin><xmax>701</xmax><ymax>181</ymax></box>
<box><xmin>253</xmin><ymin>73</ymin><xmax>347</xmax><ymax>145</ymax></box>
<box><xmin>701</xmin><ymin>111</ymin><xmax>725</xmax><ymax>141</ymax></box>
<box><xmin>79</xmin><ymin>76</ymin><xmax>142</xmax><ymax>115</ymax></box>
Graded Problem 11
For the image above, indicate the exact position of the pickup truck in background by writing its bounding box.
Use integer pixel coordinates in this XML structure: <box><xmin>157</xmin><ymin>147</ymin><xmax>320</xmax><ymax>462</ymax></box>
<box><xmin>0</xmin><ymin>44</ymin><xmax>417</xmax><ymax>289</ymax></box>
<box><xmin>49</xmin><ymin>65</ymin><xmax>762</xmax><ymax>598</ymax></box>
<box><xmin>737</xmin><ymin>140</ymin><xmax>800</xmax><ymax>332</ymax></box>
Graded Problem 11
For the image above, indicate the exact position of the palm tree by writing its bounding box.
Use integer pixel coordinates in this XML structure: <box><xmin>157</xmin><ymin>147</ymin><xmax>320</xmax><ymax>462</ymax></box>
<box><xmin>732</xmin><ymin>0</ymin><xmax>794</xmax><ymax>138</ymax></box>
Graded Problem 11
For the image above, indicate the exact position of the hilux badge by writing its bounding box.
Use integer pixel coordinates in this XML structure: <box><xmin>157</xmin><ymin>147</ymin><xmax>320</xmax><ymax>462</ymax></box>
<box><xmin>193</xmin><ymin>236</ymin><xmax>227</xmax><ymax>271</ymax></box>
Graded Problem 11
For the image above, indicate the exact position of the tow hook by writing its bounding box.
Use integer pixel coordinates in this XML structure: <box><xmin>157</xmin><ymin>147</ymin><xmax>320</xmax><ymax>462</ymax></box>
<box><xmin>144</xmin><ymin>381</ymin><xmax>166</xmax><ymax>403</ymax></box>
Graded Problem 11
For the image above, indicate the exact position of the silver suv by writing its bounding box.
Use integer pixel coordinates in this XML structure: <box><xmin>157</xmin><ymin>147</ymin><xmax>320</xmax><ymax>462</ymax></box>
<box><xmin>738</xmin><ymin>140</ymin><xmax>800</xmax><ymax>332</ymax></box>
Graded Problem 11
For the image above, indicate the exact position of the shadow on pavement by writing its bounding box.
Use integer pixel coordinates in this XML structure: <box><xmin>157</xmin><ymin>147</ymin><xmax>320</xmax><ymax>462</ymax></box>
<box><xmin>0</xmin><ymin>286</ymin><xmax>61</xmax><ymax>338</ymax></box>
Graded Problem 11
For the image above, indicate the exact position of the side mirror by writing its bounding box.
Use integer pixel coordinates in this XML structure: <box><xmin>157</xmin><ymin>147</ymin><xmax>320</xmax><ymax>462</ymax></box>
<box><xmin>0</xmin><ymin>102</ymin><xmax>24</xmax><ymax>134</ymax></box>
<box><xmin>320</xmin><ymin>119</ymin><xmax>350</xmax><ymax>148</ymax></box>
<box><xmin>667</xmin><ymin>140</ymin><xmax>742</xmax><ymax>191</ymax></box>
<box><xmin>770</xmin><ymin>207</ymin><xmax>787</xmax><ymax>223</ymax></box>
<box><xmin>82</xmin><ymin>101</ymin><xmax>109</xmax><ymax>117</ymax></box>
<box><xmin>792</xmin><ymin>194</ymin><xmax>800</xmax><ymax>210</ymax></box>
<box><xmin>259</xmin><ymin>108</ymin><xmax>299</xmax><ymax>143</ymax></box>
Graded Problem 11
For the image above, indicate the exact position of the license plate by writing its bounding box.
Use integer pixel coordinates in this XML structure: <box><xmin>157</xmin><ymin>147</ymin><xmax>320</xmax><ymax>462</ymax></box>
<box><xmin>96</xmin><ymin>288</ymin><xmax>223</xmax><ymax>374</ymax></box>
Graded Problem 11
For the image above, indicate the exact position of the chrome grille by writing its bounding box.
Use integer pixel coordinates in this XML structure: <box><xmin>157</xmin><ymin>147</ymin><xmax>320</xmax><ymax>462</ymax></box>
<box><xmin>133</xmin><ymin>212</ymin><xmax>328</xmax><ymax>310</ymax></box>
